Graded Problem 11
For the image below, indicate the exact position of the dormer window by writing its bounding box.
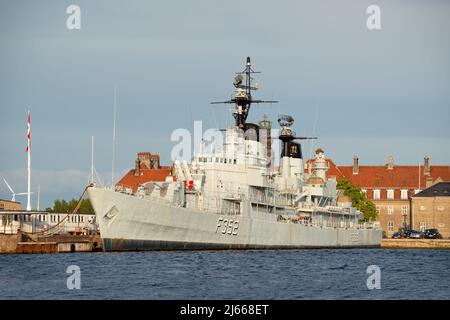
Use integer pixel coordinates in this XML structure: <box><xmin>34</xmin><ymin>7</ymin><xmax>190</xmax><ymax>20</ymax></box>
<box><xmin>387</xmin><ymin>189</ymin><xmax>394</xmax><ymax>199</ymax></box>
<box><xmin>373</xmin><ymin>189</ymin><xmax>380</xmax><ymax>199</ymax></box>
<box><xmin>401</xmin><ymin>190</ymin><xmax>408</xmax><ymax>200</ymax></box>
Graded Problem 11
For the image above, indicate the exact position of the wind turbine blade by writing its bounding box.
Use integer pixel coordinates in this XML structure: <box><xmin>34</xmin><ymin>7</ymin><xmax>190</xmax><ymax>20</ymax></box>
<box><xmin>2</xmin><ymin>177</ymin><xmax>14</xmax><ymax>194</ymax></box>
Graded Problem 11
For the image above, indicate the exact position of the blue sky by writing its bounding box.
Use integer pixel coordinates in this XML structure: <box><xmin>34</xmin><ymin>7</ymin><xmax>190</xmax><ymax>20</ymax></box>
<box><xmin>0</xmin><ymin>0</ymin><xmax>449</xmax><ymax>208</ymax></box>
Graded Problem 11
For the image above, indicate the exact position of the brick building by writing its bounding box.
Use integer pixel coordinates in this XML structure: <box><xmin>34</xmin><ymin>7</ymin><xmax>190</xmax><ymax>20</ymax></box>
<box><xmin>116</xmin><ymin>152</ymin><xmax>173</xmax><ymax>193</ymax></box>
<box><xmin>0</xmin><ymin>199</ymin><xmax>21</xmax><ymax>211</ymax></box>
<box><xmin>411</xmin><ymin>182</ymin><xmax>450</xmax><ymax>238</ymax></box>
<box><xmin>309</xmin><ymin>154</ymin><xmax>450</xmax><ymax>237</ymax></box>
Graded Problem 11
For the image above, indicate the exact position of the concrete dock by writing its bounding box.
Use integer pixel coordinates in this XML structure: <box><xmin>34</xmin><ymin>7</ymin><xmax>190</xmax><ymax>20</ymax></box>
<box><xmin>381</xmin><ymin>239</ymin><xmax>450</xmax><ymax>249</ymax></box>
<box><xmin>0</xmin><ymin>232</ymin><xmax>102</xmax><ymax>254</ymax></box>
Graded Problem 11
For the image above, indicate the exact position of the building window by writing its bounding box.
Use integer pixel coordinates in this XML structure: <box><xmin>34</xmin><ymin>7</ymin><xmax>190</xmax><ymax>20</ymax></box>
<box><xmin>401</xmin><ymin>206</ymin><xmax>408</xmax><ymax>216</ymax></box>
<box><xmin>387</xmin><ymin>189</ymin><xmax>394</xmax><ymax>199</ymax></box>
<box><xmin>401</xmin><ymin>190</ymin><xmax>408</xmax><ymax>200</ymax></box>
<box><xmin>419</xmin><ymin>222</ymin><xmax>427</xmax><ymax>232</ymax></box>
<box><xmin>387</xmin><ymin>206</ymin><xmax>394</xmax><ymax>215</ymax></box>
<box><xmin>388</xmin><ymin>221</ymin><xmax>394</xmax><ymax>231</ymax></box>
<box><xmin>373</xmin><ymin>189</ymin><xmax>380</xmax><ymax>199</ymax></box>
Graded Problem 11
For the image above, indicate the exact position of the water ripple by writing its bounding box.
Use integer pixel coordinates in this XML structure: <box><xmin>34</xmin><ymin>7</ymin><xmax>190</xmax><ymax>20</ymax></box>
<box><xmin>0</xmin><ymin>249</ymin><xmax>449</xmax><ymax>299</ymax></box>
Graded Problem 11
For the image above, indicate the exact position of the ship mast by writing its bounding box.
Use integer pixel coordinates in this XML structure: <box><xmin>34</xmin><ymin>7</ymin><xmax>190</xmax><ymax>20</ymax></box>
<box><xmin>211</xmin><ymin>57</ymin><xmax>278</xmax><ymax>129</ymax></box>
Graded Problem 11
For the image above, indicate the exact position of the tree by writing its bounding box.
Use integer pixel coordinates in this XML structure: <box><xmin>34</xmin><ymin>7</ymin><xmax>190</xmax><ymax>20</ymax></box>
<box><xmin>48</xmin><ymin>198</ymin><xmax>94</xmax><ymax>213</ymax></box>
<box><xmin>336</xmin><ymin>179</ymin><xmax>377</xmax><ymax>222</ymax></box>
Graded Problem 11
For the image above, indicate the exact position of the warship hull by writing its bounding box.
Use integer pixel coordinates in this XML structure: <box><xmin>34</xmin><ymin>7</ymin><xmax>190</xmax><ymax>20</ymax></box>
<box><xmin>88</xmin><ymin>187</ymin><xmax>382</xmax><ymax>251</ymax></box>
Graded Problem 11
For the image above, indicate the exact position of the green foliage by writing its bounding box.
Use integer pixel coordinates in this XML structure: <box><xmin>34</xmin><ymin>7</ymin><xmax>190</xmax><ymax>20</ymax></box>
<box><xmin>336</xmin><ymin>179</ymin><xmax>377</xmax><ymax>222</ymax></box>
<box><xmin>48</xmin><ymin>198</ymin><xmax>94</xmax><ymax>214</ymax></box>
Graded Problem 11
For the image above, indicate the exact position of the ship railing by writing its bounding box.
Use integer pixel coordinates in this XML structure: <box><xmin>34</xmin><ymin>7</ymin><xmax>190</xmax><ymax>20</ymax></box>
<box><xmin>359</xmin><ymin>221</ymin><xmax>380</xmax><ymax>230</ymax></box>
<box><xmin>324</xmin><ymin>206</ymin><xmax>351</xmax><ymax>214</ymax></box>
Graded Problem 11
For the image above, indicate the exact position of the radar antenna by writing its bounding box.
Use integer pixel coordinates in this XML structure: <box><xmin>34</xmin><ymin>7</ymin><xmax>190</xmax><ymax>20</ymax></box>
<box><xmin>277</xmin><ymin>114</ymin><xmax>317</xmax><ymax>158</ymax></box>
<box><xmin>211</xmin><ymin>57</ymin><xmax>278</xmax><ymax>129</ymax></box>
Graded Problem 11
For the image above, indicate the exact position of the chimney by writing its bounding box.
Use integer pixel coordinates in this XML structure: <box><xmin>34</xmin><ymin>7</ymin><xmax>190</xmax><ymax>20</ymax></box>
<box><xmin>135</xmin><ymin>158</ymin><xmax>140</xmax><ymax>176</ymax></box>
<box><xmin>387</xmin><ymin>155</ymin><xmax>394</xmax><ymax>170</ymax></box>
<box><xmin>352</xmin><ymin>156</ymin><xmax>359</xmax><ymax>175</ymax></box>
<box><xmin>426</xmin><ymin>176</ymin><xmax>433</xmax><ymax>188</ymax></box>
<box><xmin>424</xmin><ymin>154</ymin><xmax>430</xmax><ymax>176</ymax></box>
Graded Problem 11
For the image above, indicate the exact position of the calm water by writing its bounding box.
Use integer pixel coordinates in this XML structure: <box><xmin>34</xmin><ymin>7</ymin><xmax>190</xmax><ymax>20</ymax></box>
<box><xmin>0</xmin><ymin>249</ymin><xmax>449</xmax><ymax>299</ymax></box>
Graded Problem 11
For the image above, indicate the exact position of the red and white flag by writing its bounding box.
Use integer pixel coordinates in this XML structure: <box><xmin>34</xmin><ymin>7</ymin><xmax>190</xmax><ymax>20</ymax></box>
<box><xmin>26</xmin><ymin>111</ymin><xmax>30</xmax><ymax>153</ymax></box>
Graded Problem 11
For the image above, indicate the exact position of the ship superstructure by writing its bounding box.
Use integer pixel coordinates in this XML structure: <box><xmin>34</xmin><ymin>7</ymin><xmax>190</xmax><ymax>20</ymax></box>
<box><xmin>87</xmin><ymin>57</ymin><xmax>382</xmax><ymax>250</ymax></box>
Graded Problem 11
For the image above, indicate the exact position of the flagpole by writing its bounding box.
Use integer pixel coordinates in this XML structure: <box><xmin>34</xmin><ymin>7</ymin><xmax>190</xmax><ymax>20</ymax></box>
<box><xmin>112</xmin><ymin>87</ymin><xmax>117</xmax><ymax>188</ymax></box>
<box><xmin>27</xmin><ymin>110</ymin><xmax>31</xmax><ymax>211</ymax></box>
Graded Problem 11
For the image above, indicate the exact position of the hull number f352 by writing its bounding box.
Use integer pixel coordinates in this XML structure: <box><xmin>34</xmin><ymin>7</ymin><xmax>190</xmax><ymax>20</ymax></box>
<box><xmin>216</xmin><ymin>218</ymin><xmax>239</xmax><ymax>236</ymax></box>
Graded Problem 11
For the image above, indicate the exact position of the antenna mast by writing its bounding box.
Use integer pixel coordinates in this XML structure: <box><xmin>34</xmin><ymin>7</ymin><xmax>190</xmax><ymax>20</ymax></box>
<box><xmin>112</xmin><ymin>87</ymin><xmax>117</xmax><ymax>188</ymax></box>
<box><xmin>211</xmin><ymin>57</ymin><xmax>278</xmax><ymax>129</ymax></box>
<box><xmin>37</xmin><ymin>185</ymin><xmax>40</xmax><ymax>211</ymax></box>
<box><xmin>26</xmin><ymin>110</ymin><xmax>31</xmax><ymax>211</ymax></box>
<box><xmin>90</xmin><ymin>136</ymin><xmax>95</xmax><ymax>184</ymax></box>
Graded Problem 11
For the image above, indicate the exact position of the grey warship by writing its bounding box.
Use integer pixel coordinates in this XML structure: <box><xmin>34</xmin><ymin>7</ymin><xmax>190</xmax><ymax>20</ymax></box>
<box><xmin>87</xmin><ymin>57</ymin><xmax>382</xmax><ymax>251</ymax></box>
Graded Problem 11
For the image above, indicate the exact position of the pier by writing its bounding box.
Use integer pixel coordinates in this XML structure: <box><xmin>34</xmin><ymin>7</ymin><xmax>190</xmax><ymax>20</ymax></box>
<box><xmin>381</xmin><ymin>239</ymin><xmax>450</xmax><ymax>249</ymax></box>
<box><xmin>0</xmin><ymin>231</ymin><xmax>102</xmax><ymax>254</ymax></box>
<box><xmin>0</xmin><ymin>210</ymin><xmax>101</xmax><ymax>254</ymax></box>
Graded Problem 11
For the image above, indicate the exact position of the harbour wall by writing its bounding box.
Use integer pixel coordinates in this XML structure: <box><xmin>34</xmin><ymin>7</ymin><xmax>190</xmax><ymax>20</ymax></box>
<box><xmin>0</xmin><ymin>232</ymin><xmax>102</xmax><ymax>254</ymax></box>
<box><xmin>0</xmin><ymin>232</ymin><xmax>22</xmax><ymax>253</ymax></box>
<box><xmin>381</xmin><ymin>239</ymin><xmax>450</xmax><ymax>249</ymax></box>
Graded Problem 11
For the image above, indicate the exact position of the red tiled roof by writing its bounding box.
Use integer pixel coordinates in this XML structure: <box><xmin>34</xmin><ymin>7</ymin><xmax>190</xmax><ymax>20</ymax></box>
<box><xmin>116</xmin><ymin>166</ymin><xmax>173</xmax><ymax>192</ymax></box>
<box><xmin>306</xmin><ymin>158</ymin><xmax>450</xmax><ymax>189</ymax></box>
<box><xmin>306</xmin><ymin>157</ymin><xmax>450</xmax><ymax>200</ymax></box>
<box><xmin>337</xmin><ymin>165</ymin><xmax>450</xmax><ymax>189</ymax></box>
